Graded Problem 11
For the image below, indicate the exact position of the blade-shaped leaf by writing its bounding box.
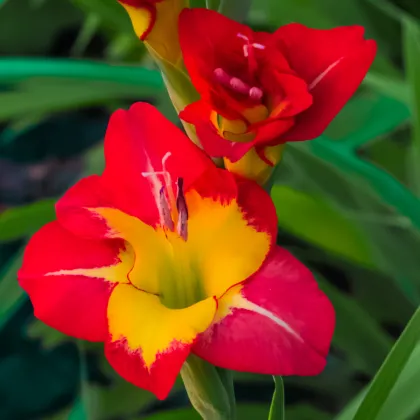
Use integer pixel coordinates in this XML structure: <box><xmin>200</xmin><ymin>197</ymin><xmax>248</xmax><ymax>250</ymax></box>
<box><xmin>403</xmin><ymin>17</ymin><xmax>420</xmax><ymax>196</ymax></box>
<box><xmin>352</xmin><ymin>306</ymin><xmax>420</xmax><ymax>420</ymax></box>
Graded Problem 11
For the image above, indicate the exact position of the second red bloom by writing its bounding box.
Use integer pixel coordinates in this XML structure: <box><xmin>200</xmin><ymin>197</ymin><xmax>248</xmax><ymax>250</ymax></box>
<box><xmin>179</xmin><ymin>9</ymin><xmax>377</xmax><ymax>165</ymax></box>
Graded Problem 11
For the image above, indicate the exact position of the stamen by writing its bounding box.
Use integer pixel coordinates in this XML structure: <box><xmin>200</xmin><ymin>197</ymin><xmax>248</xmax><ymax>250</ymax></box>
<box><xmin>230</xmin><ymin>77</ymin><xmax>251</xmax><ymax>95</ymax></box>
<box><xmin>237</xmin><ymin>33</ymin><xmax>266</xmax><ymax>58</ymax></box>
<box><xmin>159</xmin><ymin>187</ymin><xmax>174</xmax><ymax>231</ymax></box>
<box><xmin>237</xmin><ymin>33</ymin><xmax>249</xmax><ymax>42</ymax></box>
<box><xmin>214</xmin><ymin>68</ymin><xmax>264</xmax><ymax>101</ymax></box>
<box><xmin>252</xmin><ymin>43</ymin><xmax>266</xmax><ymax>50</ymax></box>
<box><xmin>176</xmin><ymin>178</ymin><xmax>188</xmax><ymax>241</ymax></box>
<box><xmin>141</xmin><ymin>170</ymin><xmax>167</xmax><ymax>177</ymax></box>
<box><xmin>249</xmin><ymin>86</ymin><xmax>263</xmax><ymax>100</ymax></box>
<box><xmin>214</xmin><ymin>68</ymin><xmax>231</xmax><ymax>86</ymax></box>
<box><xmin>141</xmin><ymin>152</ymin><xmax>175</xmax><ymax>230</ymax></box>
<box><xmin>162</xmin><ymin>152</ymin><xmax>171</xmax><ymax>168</ymax></box>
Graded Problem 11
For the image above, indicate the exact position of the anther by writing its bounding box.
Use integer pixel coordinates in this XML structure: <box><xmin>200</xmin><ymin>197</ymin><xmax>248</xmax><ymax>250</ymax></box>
<box><xmin>159</xmin><ymin>187</ymin><xmax>174</xmax><ymax>231</ymax></box>
<box><xmin>176</xmin><ymin>178</ymin><xmax>188</xmax><ymax>241</ymax></box>
<box><xmin>214</xmin><ymin>68</ymin><xmax>231</xmax><ymax>86</ymax></box>
<box><xmin>249</xmin><ymin>86</ymin><xmax>264</xmax><ymax>100</ymax></box>
<box><xmin>230</xmin><ymin>77</ymin><xmax>251</xmax><ymax>95</ymax></box>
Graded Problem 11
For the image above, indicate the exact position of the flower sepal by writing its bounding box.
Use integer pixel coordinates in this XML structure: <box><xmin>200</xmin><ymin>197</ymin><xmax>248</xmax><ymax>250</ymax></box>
<box><xmin>181</xmin><ymin>354</ymin><xmax>235</xmax><ymax>420</ymax></box>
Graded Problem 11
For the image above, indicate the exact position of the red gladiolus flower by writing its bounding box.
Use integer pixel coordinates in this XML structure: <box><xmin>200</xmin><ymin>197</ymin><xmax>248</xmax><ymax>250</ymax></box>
<box><xmin>179</xmin><ymin>9</ymin><xmax>377</xmax><ymax>176</ymax></box>
<box><xmin>18</xmin><ymin>103</ymin><xmax>334</xmax><ymax>400</ymax></box>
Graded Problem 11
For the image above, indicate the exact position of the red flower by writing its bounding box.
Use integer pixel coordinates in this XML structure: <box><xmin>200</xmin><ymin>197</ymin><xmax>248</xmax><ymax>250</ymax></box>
<box><xmin>179</xmin><ymin>9</ymin><xmax>377</xmax><ymax>166</ymax></box>
<box><xmin>18</xmin><ymin>103</ymin><xmax>334</xmax><ymax>400</ymax></box>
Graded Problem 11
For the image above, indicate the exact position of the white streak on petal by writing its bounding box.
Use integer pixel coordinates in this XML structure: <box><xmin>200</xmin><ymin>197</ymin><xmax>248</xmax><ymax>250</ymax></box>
<box><xmin>232</xmin><ymin>294</ymin><xmax>304</xmax><ymax>342</ymax></box>
<box><xmin>308</xmin><ymin>58</ymin><xmax>343</xmax><ymax>91</ymax></box>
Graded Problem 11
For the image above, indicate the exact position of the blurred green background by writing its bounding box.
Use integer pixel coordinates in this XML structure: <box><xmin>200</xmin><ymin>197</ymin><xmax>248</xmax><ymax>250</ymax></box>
<box><xmin>1</xmin><ymin>0</ymin><xmax>420</xmax><ymax>419</ymax></box>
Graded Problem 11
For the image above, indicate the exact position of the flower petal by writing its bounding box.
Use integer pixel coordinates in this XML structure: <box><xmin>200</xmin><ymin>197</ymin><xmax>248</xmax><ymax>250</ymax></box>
<box><xmin>59</xmin><ymin>183</ymin><xmax>175</xmax><ymax>297</ymax></box>
<box><xmin>179</xmin><ymin>8</ymin><xmax>253</xmax><ymax>99</ymax></box>
<box><xmin>225</xmin><ymin>145</ymin><xmax>285</xmax><ymax>185</ymax></box>
<box><xmin>118</xmin><ymin>1</ymin><xmax>156</xmax><ymax>41</ymax></box>
<box><xmin>18</xmin><ymin>221</ymin><xmax>133</xmax><ymax>341</ymax></box>
<box><xmin>194</xmin><ymin>246</ymin><xmax>335</xmax><ymax>375</ymax></box>
<box><xmin>103</xmin><ymin>102</ymin><xmax>212</xmax><ymax>223</ymax></box>
<box><xmin>274</xmin><ymin>24</ymin><xmax>376</xmax><ymax>141</ymax></box>
<box><xmin>180</xmin><ymin>102</ymin><xmax>256</xmax><ymax>162</ymax></box>
<box><xmin>105</xmin><ymin>284</ymin><xmax>217</xmax><ymax>399</ymax></box>
<box><xmin>184</xmin><ymin>176</ymin><xmax>277</xmax><ymax>299</ymax></box>
<box><xmin>57</xmin><ymin>103</ymin><xmax>214</xmax><ymax>236</ymax></box>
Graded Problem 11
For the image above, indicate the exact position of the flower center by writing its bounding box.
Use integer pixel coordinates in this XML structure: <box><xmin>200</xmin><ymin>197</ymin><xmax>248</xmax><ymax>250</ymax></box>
<box><xmin>213</xmin><ymin>68</ymin><xmax>263</xmax><ymax>101</ymax></box>
<box><xmin>142</xmin><ymin>152</ymin><xmax>189</xmax><ymax>241</ymax></box>
<box><xmin>212</xmin><ymin>33</ymin><xmax>266</xmax><ymax>102</ymax></box>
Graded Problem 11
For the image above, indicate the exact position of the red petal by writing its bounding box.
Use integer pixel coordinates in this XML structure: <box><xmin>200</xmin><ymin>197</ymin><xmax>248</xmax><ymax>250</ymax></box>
<box><xmin>102</xmin><ymin>102</ymin><xmax>213</xmax><ymax>224</ymax></box>
<box><xmin>235</xmin><ymin>176</ymin><xmax>278</xmax><ymax>246</ymax></box>
<box><xmin>253</xmin><ymin>118</ymin><xmax>294</xmax><ymax>146</ymax></box>
<box><xmin>57</xmin><ymin>103</ymin><xmax>214</xmax><ymax>237</ymax></box>
<box><xmin>194</xmin><ymin>246</ymin><xmax>335</xmax><ymax>375</ymax></box>
<box><xmin>190</xmin><ymin>166</ymin><xmax>238</xmax><ymax>204</ymax></box>
<box><xmin>56</xmin><ymin>175</ymin><xmax>114</xmax><ymax>239</ymax></box>
<box><xmin>179</xmin><ymin>8</ymin><xmax>253</xmax><ymax>99</ymax></box>
<box><xmin>274</xmin><ymin>24</ymin><xmax>376</xmax><ymax>141</ymax></box>
<box><xmin>18</xmin><ymin>222</ymin><xmax>132</xmax><ymax>342</ymax></box>
<box><xmin>180</xmin><ymin>102</ymin><xmax>255</xmax><ymax>162</ymax></box>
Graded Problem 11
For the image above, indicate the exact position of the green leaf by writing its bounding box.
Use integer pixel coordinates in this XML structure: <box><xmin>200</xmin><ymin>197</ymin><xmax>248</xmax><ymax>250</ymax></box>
<box><xmin>319</xmin><ymin>278</ymin><xmax>393</xmax><ymax>375</ymax></box>
<box><xmin>219</xmin><ymin>0</ymin><xmax>252</xmax><ymax>22</ymax></box>
<box><xmin>280</xmin><ymin>138</ymin><xmax>420</xmax><ymax>304</ymax></box>
<box><xmin>0</xmin><ymin>58</ymin><xmax>162</xmax><ymax>86</ymax></box>
<box><xmin>68</xmin><ymin>400</ymin><xmax>86</xmax><ymax>420</ymax></box>
<box><xmin>352</xmin><ymin>306</ymin><xmax>420</xmax><ymax>420</ymax></box>
<box><xmin>403</xmin><ymin>17</ymin><xmax>420</xmax><ymax>196</ymax></box>
<box><xmin>363</xmin><ymin>73</ymin><xmax>409</xmax><ymax>104</ymax></box>
<box><xmin>271</xmin><ymin>185</ymin><xmax>373</xmax><ymax>267</ymax></box>
<box><xmin>0</xmin><ymin>0</ymin><xmax>81</xmax><ymax>55</ymax></box>
<box><xmin>0</xmin><ymin>249</ymin><xmax>25</xmax><ymax>330</ymax></box>
<box><xmin>0</xmin><ymin>59</ymin><xmax>165</xmax><ymax>122</ymax></box>
<box><xmin>70</xmin><ymin>0</ymin><xmax>133</xmax><ymax>33</ymax></box>
<box><xmin>0</xmin><ymin>199</ymin><xmax>55</xmax><ymax>242</ymax></box>
<box><xmin>26</xmin><ymin>320</ymin><xmax>68</xmax><ymax>349</ymax></box>
<box><xmin>268</xmin><ymin>376</ymin><xmax>285</xmax><ymax>420</ymax></box>
<box><xmin>140</xmin><ymin>404</ymin><xmax>329</xmax><ymax>420</ymax></box>
<box><xmin>0</xmin><ymin>77</ymin><xmax>161</xmax><ymax>122</ymax></box>
<box><xmin>337</xmin><ymin>343</ymin><xmax>420</xmax><ymax>420</ymax></box>
<box><xmin>206</xmin><ymin>0</ymin><xmax>220</xmax><ymax>10</ymax></box>
<box><xmin>141</xmin><ymin>405</ymin><xmax>269</xmax><ymax>420</ymax></box>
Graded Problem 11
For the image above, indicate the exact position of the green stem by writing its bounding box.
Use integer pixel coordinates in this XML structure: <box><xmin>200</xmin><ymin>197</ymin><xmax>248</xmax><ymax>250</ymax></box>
<box><xmin>216</xmin><ymin>368</ymin><xmax>236</xmax><ymax>419</ymax></box>
<box><xmin>268</xmin><ymin>376</ymin><xmax>285</xmax><ymax>420</ymax></box>
<box><xmin>181</xmin><ymin>355</ymin><xmax>235</xmax><ymax>420</ymax></box>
